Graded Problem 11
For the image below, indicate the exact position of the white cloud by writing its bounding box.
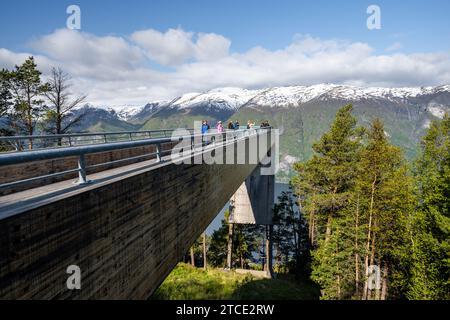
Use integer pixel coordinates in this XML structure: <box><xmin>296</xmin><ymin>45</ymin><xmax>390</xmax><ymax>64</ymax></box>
<box><xmin>194</xmin><ymin>33</ymin><xmax>230</xmax><ymax>61</ymax></box>
<box><xmin>130</xmin><ymin>28</ymin><xmax>230</xmax><ymax>65</ymax></box>
<box><xmin>0</xmin><ymin>29</ymin><xmax>449</xmax><ymax>106</ymax></box>
<box><xmin>130</xmin><ymin>28</ymin><xmax>195</xmax><ymax>66</ymax></box>
<box><xmin>30</xmin><ymin>29</ymin><xmax>146</xmax><ymax>79</ymax></box>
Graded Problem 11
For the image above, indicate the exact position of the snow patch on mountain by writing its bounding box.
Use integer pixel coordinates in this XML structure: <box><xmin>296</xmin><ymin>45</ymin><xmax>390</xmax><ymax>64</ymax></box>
<box><xmin>428</xmin><ymin>106</ymin><xmax>447</xmax><ymax>119</ymax></box>
<box><xmin>323</xmin><ymin>86</ymin><xmax>438</xmax><ymax>102</ymax></box>
<box><xmin>109</xmin><ymin>105</ymin><xmax>145</xmax><ymax>121</ymax></box>
<box><xmin>279</xmin><ymin>155</ymin><xmax>300</xmax><ymax>172</ymax></box>
<box><xmin>81</xmin><ymin>83</ymin><xmax>450</xmax><ymax>117</ymax></box>
<box><xmin>172</xmin><ymin>87</ymin><xmax>260</xmax><ymax>110</ymax></box>
<box><xmin>249</xmin><ymin>84</ymin><xmax>339</xmax><ymax>106</ymax></box>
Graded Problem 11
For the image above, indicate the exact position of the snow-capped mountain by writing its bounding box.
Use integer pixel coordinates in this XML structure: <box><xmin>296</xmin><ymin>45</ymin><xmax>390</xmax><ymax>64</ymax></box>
<box><xmin>77</xmin><ymin>104</ymin><xmax>147</xmax><ymax>122</ymax></box>
<box><xmin>110</xmin><ymin>105</ymin><xmax>145</xmax><ymax>121</ymax></box>
<box><xmin>84</xmin><ymin>84</ymin><xmax>450</xmax><ymax>122</ymax></box>
<box><xmin>246</xmin><ymin>84</ymin><xmax>450</xmax><ymax>109</ymax></box>
<box><xmin>65</xmin><ymin>83</ymin><xmax>450</xmax><ymax>170</ymax></box>
<box><xmin>170</xmin><ymin>87</ymin><xmax>262</xmax><ymax>110</ymax></box>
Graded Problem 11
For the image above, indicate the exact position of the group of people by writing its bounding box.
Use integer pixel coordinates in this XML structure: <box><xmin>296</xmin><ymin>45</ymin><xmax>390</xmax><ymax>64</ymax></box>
<box><xmin>201</xmin><ymin>119</ymin><xmax>270</xmax><ymax>135</ymax></box>
<box><xmin>260</xmin><ymin>120</ymin><xmax>271</xmax><ymax>128</ymax></box>
<box><xmin>227</xmin><ymin>120</ymin><xmax>240</xmax><ymax>130</ymax></box>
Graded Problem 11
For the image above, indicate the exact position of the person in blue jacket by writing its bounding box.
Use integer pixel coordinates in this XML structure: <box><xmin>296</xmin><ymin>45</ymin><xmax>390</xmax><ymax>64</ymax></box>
<box><xmin>201</xmin><ymin>120</ymin><xmax>210</xmax><ymax>134</ymax></box>
<box><xmin>201</xmin><ymin>120</ymin><xmax>210</xmax><ymax>144</ymax></box>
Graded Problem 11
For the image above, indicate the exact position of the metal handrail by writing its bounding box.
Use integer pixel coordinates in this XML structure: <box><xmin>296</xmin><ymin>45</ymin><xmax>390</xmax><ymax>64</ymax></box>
<box><xmin>0</xmin><ymin>128</ymin><xmax>269</xmax><ymax>190</ymax></box>
<box><xmin>0</xmin><ymin>128</ymin><xmax>193</xmax><ymax>141</ymax></box>
<box><xmin>0</xmin><ymin>128</ymin><xmax>196</xmax><ymax>152</ymax></box>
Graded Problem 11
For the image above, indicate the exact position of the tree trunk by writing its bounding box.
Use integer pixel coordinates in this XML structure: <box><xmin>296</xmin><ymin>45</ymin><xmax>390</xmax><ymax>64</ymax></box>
<box><xmin>309</xmin><ymin>192</ymin><xmax>316</xmax><ymax>246</ymax></box>
<box><xmin>261</xmin><ymin>237</ymin><xmax>266</xmax><ymax>271</ymax></box>
<box><xmin>325</xmin><ymin>187</ymin><xmax>338</xmax><ymax>243</ymax></box>
<box><xmin>381</xmin><ymin>263</ymin><xmax>388</xmax><ymax>300</ymax></box>
<box><xmin>363</xmin><ymin>176</ymin><xmax>377</xmax><ymax>300</ymax></box>
<box><xmin>275</xmin><ymin>243</ymin><xmax>281</xmax><ymax>270</ymax></box>
<box><xmin>265</xmin><ymin>225</ymin><xmax>273</xmax><ymax>278</ymax></box>
<box><xmin>369</xmin><ymin>221</ymin><xmax>377</xmax><ymax>300</ymax></box>
<box><xmin>27</xmin><ymin>90</ymin><xmax>33</xmax><ymax>150</ymax></box>
<box><xmin>355</xmin><ymin>195</ymin><xmax>360</xmax><ymax>298</ymax></box>
<box><xmin>202</xmin><ymin>232</ymin><xmax>207</xmax><ymax>270</ymax></box>
<box><xmin>190</xmin><ymin>247</ymin><xmax>195</xmax><ymax>267</ymax></box>
<box><xmin>56</xmin><ymin>114</ymin><xmax>62</xmax><ymax>146</ymax></box>
<box><xmin>325</xmin><ymin>215</ymin><xmax>333</xmax><ymax>242</ymax></box>
<box><xmin>226</xmin><ymin>222</ymin><xmax>233</xmax><ymax>269</ymax></box>
<box><xmin>336</xmin><ymin>237</ymin><xmax>341</xmax><ymax>299</ymax></box>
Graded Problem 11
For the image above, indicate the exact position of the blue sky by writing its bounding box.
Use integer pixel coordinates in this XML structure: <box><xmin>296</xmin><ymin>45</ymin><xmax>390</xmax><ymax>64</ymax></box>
<box><xmin>0</xmin><ymin>0</ymin><xmax>449</xmax><ymax>105</ymax></box>
<box><xmin>2</xmin><ymin>0</ymin><xmax>449</xmax><ymax>53</ymax></box>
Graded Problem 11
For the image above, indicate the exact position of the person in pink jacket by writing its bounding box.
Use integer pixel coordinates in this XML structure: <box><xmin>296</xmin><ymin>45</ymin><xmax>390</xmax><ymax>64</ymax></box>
<box><xmin>216</xmin><ymin>121</ymin><xmax>224</xmax><ymax>133</ymax></box>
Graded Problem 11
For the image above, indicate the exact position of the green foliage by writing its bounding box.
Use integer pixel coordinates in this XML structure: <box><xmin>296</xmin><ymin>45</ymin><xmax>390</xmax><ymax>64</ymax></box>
<box><xmin>294</xmin><ymin>106</ymin><xmax>414</xmax><ymax>300</ymax></box>
<box><xmin>311</xmin><ymin>223</ymin><xmax>357</xmax><ymax>300</ymax></box>
<box><xmin>408</xmin><ymin>114</ymin><xmax>450</xmax><ymax>299</ymax></box>
<box><xmin>354</xmin><ymin>119</ymin><xmax>413</xmax><ymax>299</ymax></box>
<box><xmin>185</xmin><ymin>235</ymin><xmax>205</xmax><ymax>267</ymax></box>
<box><xmin>0</xmin><ymin>69</ymin><xmax>12</xmax><ymax>117</ymax></box>
<box><xmin>208</xmin><ymin>210</ymin><xmax>261</xmax><ymax>268</ymax></box>
<box><xmin>207</xmin><ymin>218</ymin><xmax>229</xmax><ymax>267</ymax></box>
<box><xmin>272</xmin><ymin>190</ymin><xmax>310</xmax><ymax>276</ymax></box>
<box><xmin>1</xmin><ymin>57</ymin><xmax>48</xmax><ymax>149</ymax></box>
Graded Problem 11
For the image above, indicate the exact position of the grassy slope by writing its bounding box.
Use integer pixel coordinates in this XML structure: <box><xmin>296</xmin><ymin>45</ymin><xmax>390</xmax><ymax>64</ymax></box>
<box><xmin>151</xmin><ymin>263</ymin><xmax>320</xmax><ymax>300</ymax></box>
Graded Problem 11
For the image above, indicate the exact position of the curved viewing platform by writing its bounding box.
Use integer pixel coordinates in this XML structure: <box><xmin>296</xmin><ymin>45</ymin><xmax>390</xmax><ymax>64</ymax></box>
<box><xmin>0</xmin><ymin>127</ymin><xmax>276</xmax><ymax>299</ymax></box>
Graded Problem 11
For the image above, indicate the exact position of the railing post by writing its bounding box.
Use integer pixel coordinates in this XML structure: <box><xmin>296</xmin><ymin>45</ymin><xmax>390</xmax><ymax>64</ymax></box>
<box><xmin>77</xmin><ymin>154</ymin><xmax>88</xmax><ymax>184</ymax></box>
<box><xmin>103</xmin><ymin>134</ymin><xmax>107</xmax><ymax>143</ymax></box>
<box><xmin>156</xmin><ymin>144</ymin><xmax>162</xmax><ymax>162</ymax></box>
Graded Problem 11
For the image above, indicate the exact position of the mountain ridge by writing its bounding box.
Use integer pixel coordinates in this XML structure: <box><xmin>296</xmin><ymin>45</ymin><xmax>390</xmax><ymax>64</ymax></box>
<box><xmin>82</xmin><ymin>83</ymin><xmax>450</xmax><ymax>118</ymax></box>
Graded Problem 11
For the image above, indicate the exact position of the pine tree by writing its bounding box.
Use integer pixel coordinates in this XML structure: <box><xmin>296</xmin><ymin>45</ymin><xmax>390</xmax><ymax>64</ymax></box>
<box><xmin>7</xmin><ymin>56</ymin><xmax>48</xmax><ymax>149</ymax></box>
<box><xmin>305</xmin><ymin>104</ymin><xmax>363</xmax><ymax>242</ymax></box>
<box><xmin>272</xmin><ymin>190</ymin><xmax>310</xmax><ymax>276</ymax></box>
<box><xmin>185</xmin><ymin>235</ymin><xmax>206</xmax><ymax>267</ymax></box>
<box><xmin>355</xmin><ymin>119</ymin><xmax>413</xmax><ymax>300</ymax></box>
<box><xmin>0</xmin><ymin>69</ymin><xmax>12</xmax><ymax>118</ymax></box>
<box><xmin>208</xmin><ymin>210</ymin><xmax>259</xmax><ymax>268</ymax></box>
<box><xmin>409</xmin><ymin>114</ymin><xmax>450</xmax><ymax>299</ymax></box>
<box><xmin>294</xmin><ymin>109</ymin><xmax>413</xmax><ymax>300</ymax></box>
<box><xmin>311</xmin><ymin>221</ymin><xmax>356</xmax><ymax>299</ymax></box>
<box><xmin>293</xmin><ymin>105</ymin><xmax>363</xmax><ymax>299</ymax></box>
